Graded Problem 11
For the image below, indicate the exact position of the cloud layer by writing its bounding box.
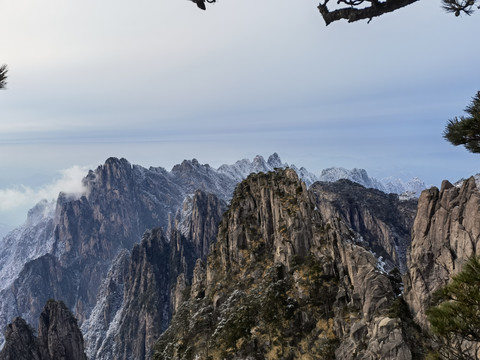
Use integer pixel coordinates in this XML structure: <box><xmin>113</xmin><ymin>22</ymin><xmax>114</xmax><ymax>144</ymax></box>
<box><xmin>0</xmin><ymin>165</ymin><xmax>89</xmax><ymax>214</ymax></box>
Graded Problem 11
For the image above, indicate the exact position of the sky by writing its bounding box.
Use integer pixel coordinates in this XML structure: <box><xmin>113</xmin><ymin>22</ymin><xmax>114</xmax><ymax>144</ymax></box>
<box><xmin>0</xmin><ymin>0</ymin><xmax>479</xmax><ymax>229</ymax></box>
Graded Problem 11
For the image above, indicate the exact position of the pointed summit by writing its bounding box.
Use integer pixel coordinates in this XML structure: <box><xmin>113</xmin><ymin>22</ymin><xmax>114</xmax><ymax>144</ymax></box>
<box><xmin>251</xmin><ymin>155</ymin><xmax>269</xmax><ymax>172</ymax></box>
<box><xmin>267</xmin><ymin>152</ymin><xmax>283</xmax><ymax>168</ymax></box>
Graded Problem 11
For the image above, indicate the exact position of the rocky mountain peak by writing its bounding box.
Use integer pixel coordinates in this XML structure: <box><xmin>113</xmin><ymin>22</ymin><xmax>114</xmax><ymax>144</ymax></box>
<box><xmin>215</xmin><ymin>168</ymin><xmax>312</xmax><ymax>272</ymax></box>
<box><xmin>88</xmin><ymin>157</ymin><xmax>133</xmax><ymax>194</ymax></box>
<box><xmin>112</xmin><ymin>228</ymin><xmax>171</xmax><ymax>360</ymax></box>
<box><xmin>171</xmin><ymin>159</ymin><xmax>202</xmax><ymax>173</ymax></box>
<box><xmin>0</xmin><ymin>317</ymin><xmax>39</xmax><ymax>360</ymax></box>
<box><xmin>181</xmin><ymin>190</ymin><xmax>227</xmax><ymax>259</ymax></box>
<box><xmin>0</xmin><ymin>154</ymin><xmax>438</xmax><ymax>359</ymax></box>
<box><xmin>267</xmin><ymin>152</ymin><xmax>283</xmax><ymax>168</ymax></box>
<box><xmin>37</xmin><ymin>300</ymin><xmax>87</xmax><ymax>360</ymax></box>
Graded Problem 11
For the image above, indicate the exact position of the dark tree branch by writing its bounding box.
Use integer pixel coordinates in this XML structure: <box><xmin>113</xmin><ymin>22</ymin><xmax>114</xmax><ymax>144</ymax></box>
<box><xmin>318</xmin><ymin>0</ymin><xmax>420</xmax><ymax>26</ymax></box>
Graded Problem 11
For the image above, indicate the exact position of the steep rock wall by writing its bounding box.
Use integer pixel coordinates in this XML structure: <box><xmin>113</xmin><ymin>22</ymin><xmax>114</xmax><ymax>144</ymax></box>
<box><xmin>405</xmin><ymin>177</ymin><xmax>480</xmax><ymax>329</ymax></box>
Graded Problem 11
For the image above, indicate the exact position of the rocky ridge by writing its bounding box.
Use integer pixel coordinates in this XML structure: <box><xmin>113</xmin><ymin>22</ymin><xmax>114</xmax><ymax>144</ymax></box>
<box><xmin>319</xmin><ymin>167</ymin><xmax>426</xmax><ymax>198</ymax></box>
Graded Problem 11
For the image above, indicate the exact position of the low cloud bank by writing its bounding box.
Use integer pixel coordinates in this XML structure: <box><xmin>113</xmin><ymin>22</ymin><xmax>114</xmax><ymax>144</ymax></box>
<box><xmin>0</xmin><ymin>165</ymin><xmax>89</xmax><ymax>216</ymax></box>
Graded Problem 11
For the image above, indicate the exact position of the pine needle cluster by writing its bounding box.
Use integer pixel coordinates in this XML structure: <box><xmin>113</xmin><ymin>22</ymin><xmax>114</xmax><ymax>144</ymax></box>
<box><xmin>443</xmin><ymin>91</ymin><xmax>480</xmax><ymax>154</ymax></box>
<box><xmin>427</xmin><ymin>256</ymin><xmax>480</xmax><ymax>359</ymax></box>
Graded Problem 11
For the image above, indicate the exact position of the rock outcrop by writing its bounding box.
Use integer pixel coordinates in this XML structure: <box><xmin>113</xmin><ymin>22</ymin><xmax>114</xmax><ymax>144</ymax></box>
<box><xmin>154</xmin><ymin>169</ymin><xmax>416</xmax><ymax>360</ymax></box>
<box><xmin>0</xmin><ymin>300</ymin><xmax>86</xmax><ymax>360</ymax></box>
<box><xmin>0</xmin><ymin>317</ymin><xmax>41</xmax><ymax>360</ymax></box>
<box><xmin>405</xmin><ymin>177</ymin><xmax>480</xmax><ymax>329</ymax></box>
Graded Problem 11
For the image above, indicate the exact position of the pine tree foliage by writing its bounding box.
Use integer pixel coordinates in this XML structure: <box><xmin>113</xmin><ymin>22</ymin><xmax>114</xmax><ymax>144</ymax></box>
<box><xmin>443</xmin><ymin>91</ymin><xmax>480</xmax><ymax>154</ymax></box>
<box><xmin>0</xmin><ymin>64</ymin><xmax>7</xmax><ymax>89</ymax></box>
<box><xmin>427</xmin><ymin>256</ymin><xmax>480</xmax><ymax>360</ymax></box>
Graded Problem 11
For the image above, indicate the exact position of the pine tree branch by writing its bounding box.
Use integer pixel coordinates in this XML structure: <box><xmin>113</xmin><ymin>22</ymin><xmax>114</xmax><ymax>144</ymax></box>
<box><xmin>0</xmin><ymin>64</ymin><xmax>7</xmax><ymax>89</ymax></box>
<box><xmin>318</xmin><ymin>0</ymin><xmax>420</xmax><ymax>26</ymax></box>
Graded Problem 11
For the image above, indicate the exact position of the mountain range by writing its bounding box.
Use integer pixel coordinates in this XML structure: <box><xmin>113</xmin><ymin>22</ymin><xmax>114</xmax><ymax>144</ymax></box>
<box><xmin>0</xmin><ymin>153</ymin><xmax>478</xmax><ymax>359</ymax></box>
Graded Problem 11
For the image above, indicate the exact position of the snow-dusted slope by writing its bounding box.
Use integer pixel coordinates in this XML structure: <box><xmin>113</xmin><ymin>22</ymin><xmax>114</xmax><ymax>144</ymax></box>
<box><xmin>217</xmin><ymin>154</ymin><xmax>282</xmax><ymax>182</ymax></box>
<box><xmin>320</xmin><ymin>167</ymin><xmax>426</xmax><ymax>198</ymax></box>
<box><xmin>0</xmin><ymin>200</ymin><xmax>56</xmax><ymax>292</ymax></box>
<box><xmin>320</xmin><ymin>167</ymin><xmax>387</xmax><ymax>192</ymax></box>
<box><xmin>217</xmin><ymin>153</ymin><xmax>319</xmax><ymax>187</ymax></box>
<box><xmin>454</xmin><ymin>173</ymin><xmax>480</xmax><ymax>190</ymax></box>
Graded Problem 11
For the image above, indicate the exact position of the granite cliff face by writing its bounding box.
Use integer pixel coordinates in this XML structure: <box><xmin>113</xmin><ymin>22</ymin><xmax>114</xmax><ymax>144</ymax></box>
<box><xmin>154</xmin><ymin>169</ymin><xmax>418</xmax><ymax>360</ymax></box>
<box><xmin>0</xmin><ymin>300</ymin><xmax>86</xmax><ymax>360</ymax></box>
<box><xmin>0</xmin><ymin>200</ymin><xmax>56</xmax><ymax>293</ymax></box>
<box><xmin>405</xmin><ymin>177</ymin><xmax>480</xmax><ymax>329</ymax></box>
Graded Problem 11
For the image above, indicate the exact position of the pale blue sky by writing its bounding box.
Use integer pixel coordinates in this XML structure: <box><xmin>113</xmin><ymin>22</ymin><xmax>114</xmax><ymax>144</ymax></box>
<box><xmin>0</xmin><ymin>0</ymin><xmax>479</xmax><ymax>227</ymax></box>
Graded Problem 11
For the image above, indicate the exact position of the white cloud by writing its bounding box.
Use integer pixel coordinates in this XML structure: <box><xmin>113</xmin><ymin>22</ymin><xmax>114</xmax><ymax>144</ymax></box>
<box><xmin>0</xmin><ymin>165</ymin><xmax>89</xmax><ymax>213</ymax></box>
